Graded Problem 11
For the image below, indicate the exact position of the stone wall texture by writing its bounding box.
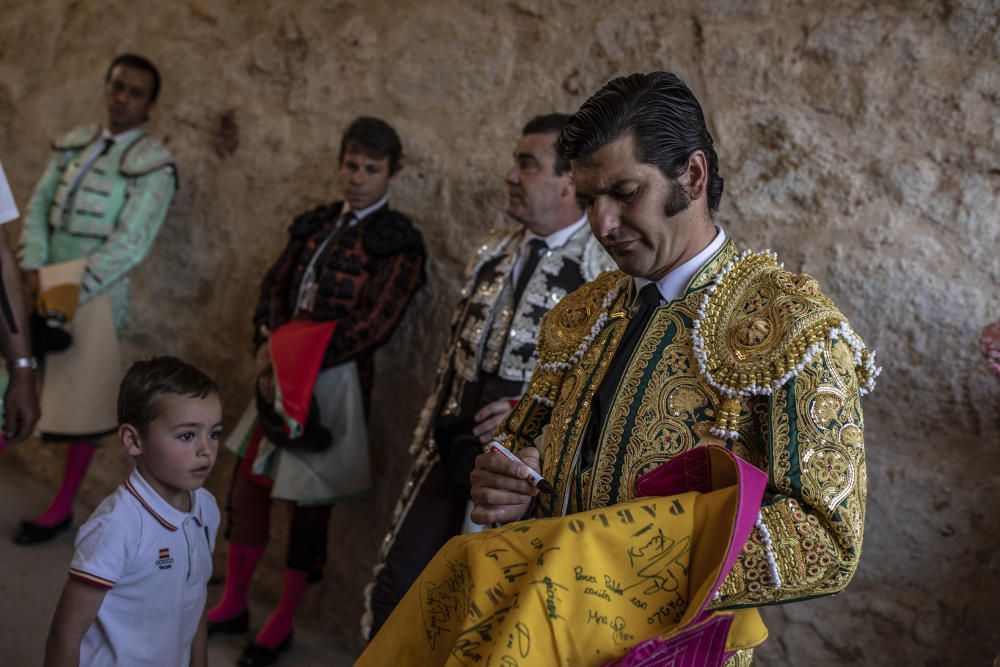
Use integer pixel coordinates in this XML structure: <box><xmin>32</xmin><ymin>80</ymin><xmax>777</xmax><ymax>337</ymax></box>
<box><xmin>1</xmin><ymin>0</ymin><xmax>998</xmax><ymax>663</ymax></box>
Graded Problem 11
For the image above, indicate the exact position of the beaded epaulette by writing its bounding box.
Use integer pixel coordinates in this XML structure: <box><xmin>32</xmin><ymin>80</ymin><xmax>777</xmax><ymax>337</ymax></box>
<box><xmin>120</xmin><ymin>135</ymin><xmax>176</xmax><ymax>179</ymax></box>
<box><xmin>529</xmin><ymin>270</ymin><xmax>627</xmax><ymax>406</ymax></box>
<box><xmin>52</xmin><ymin>124</ymin><xmax>101</xmax><ymax>151</ymax></box>
<box><xmin>691</xmin><ymin>250</ymin><xmax>880</xmax><ymax>439</ymax></box>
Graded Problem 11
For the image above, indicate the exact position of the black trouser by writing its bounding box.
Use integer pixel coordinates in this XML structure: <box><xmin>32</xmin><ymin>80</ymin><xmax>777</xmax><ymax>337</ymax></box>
<box><xmin>368</xmin><ymin>459</ymin><xmax>466</xmax><ymax>637</ymax></box>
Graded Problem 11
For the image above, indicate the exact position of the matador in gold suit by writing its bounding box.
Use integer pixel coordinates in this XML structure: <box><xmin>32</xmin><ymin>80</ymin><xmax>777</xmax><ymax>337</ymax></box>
<box><xmin>469</xmin><ymin>72</ymin><xmax>880</xmax><ymax>666</ymax></box>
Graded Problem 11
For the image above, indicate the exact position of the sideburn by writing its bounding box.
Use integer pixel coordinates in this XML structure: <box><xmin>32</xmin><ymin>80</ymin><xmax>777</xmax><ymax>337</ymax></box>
<box><xmin>663</xmin><ymin>182</ymin><xmax>691</xmax><ymax>218</ymax></box>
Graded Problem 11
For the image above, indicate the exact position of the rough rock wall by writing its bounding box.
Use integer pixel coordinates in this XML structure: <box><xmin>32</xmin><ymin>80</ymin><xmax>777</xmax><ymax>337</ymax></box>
<box><xmin>1</xmin><ymin>0</ymin><xmax>998</xmax><ymax>662</ymax></box>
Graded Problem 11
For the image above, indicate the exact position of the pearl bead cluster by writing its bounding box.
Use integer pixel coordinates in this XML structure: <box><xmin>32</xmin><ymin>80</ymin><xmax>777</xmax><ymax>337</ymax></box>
<box><xmin>532</xmin><ymin>394</ymin><xmax>556</xmax><ymax>407</ymax></box>
<box><xmin>755</xmin><ymin>510</ymin><xmax>783</xmax><ymax>590</ymax></box>
<box><xmin>709</xmin><ymin>397</ymin><xmax>743</xmax><ymax>441</ymax></box>
<box><xmin>829</xmin><ymin>322</ymin><xmax>881</xmax><ymax>396</ymax></box>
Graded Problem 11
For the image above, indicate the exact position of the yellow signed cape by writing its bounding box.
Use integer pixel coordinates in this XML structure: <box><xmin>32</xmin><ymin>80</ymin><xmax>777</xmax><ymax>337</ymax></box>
<box><xmin>359</xmin><ymin>450</ymin><xmax>767</xmax><ymax>666</ymax></box>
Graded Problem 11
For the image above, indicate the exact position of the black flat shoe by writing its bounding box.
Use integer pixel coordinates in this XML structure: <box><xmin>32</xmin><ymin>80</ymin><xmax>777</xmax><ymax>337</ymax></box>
<box><xmin>237</xmin><ymin>631</ymin><xmax>293</xmax><ymax>666</ymax></box>
<box><xmin>207</xmin><ymin>608</ymin><xmax>249</xmax><ymax>636</ymax></box>
<box><xmin>14</xmin><ymin>515</ymin><xmax>73</xmax><ymax>545</ymax></box>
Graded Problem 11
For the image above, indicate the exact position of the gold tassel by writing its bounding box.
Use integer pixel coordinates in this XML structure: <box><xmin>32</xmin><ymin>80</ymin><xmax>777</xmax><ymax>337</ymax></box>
<box><xmin>711</xmin><ymin>396</ymin><xmax>744</xmax><ymax>441</ymax></box>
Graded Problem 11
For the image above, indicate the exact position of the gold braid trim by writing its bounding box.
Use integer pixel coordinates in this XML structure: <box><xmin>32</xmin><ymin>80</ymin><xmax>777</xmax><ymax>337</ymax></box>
<box><xmin>691</xmin><ymin>250</ymin><xmax>879</xmax><ymax>439</ymax></box>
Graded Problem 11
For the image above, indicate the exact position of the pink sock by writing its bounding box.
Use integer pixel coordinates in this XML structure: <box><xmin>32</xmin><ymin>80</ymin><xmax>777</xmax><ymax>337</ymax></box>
<box><xmin>35</xmin><ymin>440</ymin><xmax>96</xmax><ymax>527</ymax></box>
<box><xmin>255</xmin><ymin>568</ymin><xmax>309</xmax><ymax>648</ymax></box>
<box><xmin>207</xmin><ymin>543</ymin><xmax>266</xmax><ymax>622</ymax></box>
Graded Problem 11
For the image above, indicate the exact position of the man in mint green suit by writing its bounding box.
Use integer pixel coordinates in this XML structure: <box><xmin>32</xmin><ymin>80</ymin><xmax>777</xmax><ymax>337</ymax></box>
<box><xmin>14</xmin><ymin>53</ymin><xmax>177</xmax><ymax>544</ymax></box>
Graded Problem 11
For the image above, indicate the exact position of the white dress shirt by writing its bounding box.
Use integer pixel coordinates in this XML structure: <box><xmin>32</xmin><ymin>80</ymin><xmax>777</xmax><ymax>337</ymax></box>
<box><xmin>0</xmin><ymin>160</ymin><xmax>18</xmax><ymax>225</ymax></box>
<box><xmin>635</xmin><ymin>225</ymin><xmax>727</xmax><ymax>303</ymax></box>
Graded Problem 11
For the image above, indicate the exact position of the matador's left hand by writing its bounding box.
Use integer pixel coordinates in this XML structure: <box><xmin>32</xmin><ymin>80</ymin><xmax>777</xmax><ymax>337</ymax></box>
<box><xmin>472</xmin><ymin>398</ymin><xmax>516</xmax><ymax>443</ymax></box>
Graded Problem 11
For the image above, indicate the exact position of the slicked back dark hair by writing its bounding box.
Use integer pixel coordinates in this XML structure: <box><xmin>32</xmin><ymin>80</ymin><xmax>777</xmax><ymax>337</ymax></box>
<box><xmin>556</xmin><ymin>72</ymin><xmax>724</xmax><ymax>212</ymax></box>
<box><xmin>522</xmin><ymin>113</ymin><xmax>572</xmax><ymax>175</ymax></box>
<box><xmin>105</xmin><ymin>53</ymin><xmax>161</xmax><ymax>102</ymax></box>
<box><xmin>118</xmin><ymin>356</ymin><xmax>219</xmax><ymax>434</ymax></box>
<box><xmin>338</xmin><ymin>116</ymin><xmax>403</xmax><ymax>175</ymax></box>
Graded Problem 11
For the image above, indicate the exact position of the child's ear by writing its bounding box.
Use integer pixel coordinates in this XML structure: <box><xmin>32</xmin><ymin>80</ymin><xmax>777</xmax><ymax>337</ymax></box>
<box><xmin>119</xmin><ymin>424</ymin><xmax>142</xmax><ymax>456</ymax></box>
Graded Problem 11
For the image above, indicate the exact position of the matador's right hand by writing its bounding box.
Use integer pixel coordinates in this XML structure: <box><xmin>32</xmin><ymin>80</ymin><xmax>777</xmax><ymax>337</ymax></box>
<box><xmin>469</xmin><ymin>445</ymin><xmax>540</xmax><ymax>526</ymax></box>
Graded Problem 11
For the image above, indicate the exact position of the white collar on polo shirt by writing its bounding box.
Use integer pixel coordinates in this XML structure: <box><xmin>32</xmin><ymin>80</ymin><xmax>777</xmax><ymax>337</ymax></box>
<box><xmin>123</xmin><ymin>468</ymin><xmax>205</xmax><ymax>532</ymax></box>
<box><xmin>634</xmin><ymin>225</ymin><xmax>727</xmax><ymax>304</ymax></box>
<box><xmin>342</xmin><ymin>194</ymin><xmax>389</xmax><ymax>225</ymax></box>
<box><xmin>522</xmin><ymin>213</ymin><xmax>588</xmax><ymax>251</ymax></box>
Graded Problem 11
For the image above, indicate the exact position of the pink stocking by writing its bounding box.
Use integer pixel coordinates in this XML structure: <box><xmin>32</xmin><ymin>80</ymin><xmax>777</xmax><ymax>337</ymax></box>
<box><xmin>207</xmin><ymin>543</ymin><xmax>266</xmax><ymax>622</ymax></box>
<box><xmin>35</xmin><ymin>440</ymin><xmax>96</xmax><ymax>527</ymax></box>
<box><xmin>255</xmin><ymin>568</ymin><xmax>309</xmax><ymax>648</ymax></box>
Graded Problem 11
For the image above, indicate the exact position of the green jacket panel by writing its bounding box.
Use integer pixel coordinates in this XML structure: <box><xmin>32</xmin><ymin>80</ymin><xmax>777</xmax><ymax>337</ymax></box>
<box><xmin>19</xmin><ymin>124</ymin><xmax>177</xmax><ymax>331</ymax></box>
<box><xmin>79</xmin><ymin>167</ymin><xmax>176</xmax><ymax>306</ymax></box>
<box><xmin>20</xmin><ymin>153</ymin><xmax>67</xmax><ymax>269</ymax></box>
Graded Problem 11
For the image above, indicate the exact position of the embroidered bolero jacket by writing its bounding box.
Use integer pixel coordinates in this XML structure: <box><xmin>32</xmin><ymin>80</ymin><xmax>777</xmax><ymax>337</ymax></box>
<box><xmin>497</xmin><ymin>239</ymin><xmax>880</xmax><ymax>608</ymax></box>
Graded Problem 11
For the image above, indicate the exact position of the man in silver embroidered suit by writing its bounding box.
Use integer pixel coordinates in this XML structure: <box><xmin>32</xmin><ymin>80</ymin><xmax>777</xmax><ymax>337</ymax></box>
<box><xmin>362</xmin><ymin>114</ymin><xmax>613</xmax><ymax>639</ymax></box>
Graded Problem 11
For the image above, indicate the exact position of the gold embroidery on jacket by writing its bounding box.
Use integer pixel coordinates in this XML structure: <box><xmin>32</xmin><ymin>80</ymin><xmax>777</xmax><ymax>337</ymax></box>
<box><xmin>717</xmin><ymin>339</ymin><xmax>866</xmax><ymax>605</ymax></box>
<box><xmin>501</xmin><ymin>240</ymin><xmax>871</xmax><ymax>609</ymax></box>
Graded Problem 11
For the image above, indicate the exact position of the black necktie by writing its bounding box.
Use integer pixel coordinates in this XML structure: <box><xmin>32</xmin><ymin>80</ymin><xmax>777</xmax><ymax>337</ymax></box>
<box><xmin>582</xmin><ymin>283</ymin><xmax>663</xmax><ymax>467</ymax></box>
<box><xmin>99</xmin><ymin>137</ymin><xmax>114</xmax><ymax>156</ymax></box>
<box><xmin>338</xmin><ymin>210</ymin><xmax>358</xmax><ymax>230</ymax></box>
<box><xmin>511</xmin><ymin>238</ymin><xmax>548</xmax><ymax>307</ymax></box>
<box><xmin>324</xmin><ymin>210</ymin><xmax>356</xmax><ymax>247</ymax></box>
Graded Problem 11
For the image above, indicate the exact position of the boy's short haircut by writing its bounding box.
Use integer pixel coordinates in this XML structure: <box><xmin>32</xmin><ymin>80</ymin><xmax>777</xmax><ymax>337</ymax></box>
<box><xmin>117</xmin><ymin>356</ymin><xmax>219</xmax><ymax>433</ymax></box>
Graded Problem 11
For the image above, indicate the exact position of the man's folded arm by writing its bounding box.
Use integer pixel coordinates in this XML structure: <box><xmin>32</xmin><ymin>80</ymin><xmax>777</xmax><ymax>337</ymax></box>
<box><xmin>715</xmin><ymin>337</ymin><xmax>867</xmax><ymax>607</ymax></box>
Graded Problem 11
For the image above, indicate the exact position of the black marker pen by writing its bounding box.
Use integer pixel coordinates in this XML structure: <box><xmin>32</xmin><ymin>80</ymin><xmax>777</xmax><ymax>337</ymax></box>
<box><xmin>488</xmin><ymin>441</ymin><xmax>553</xmax><ymax>494</ymax></box>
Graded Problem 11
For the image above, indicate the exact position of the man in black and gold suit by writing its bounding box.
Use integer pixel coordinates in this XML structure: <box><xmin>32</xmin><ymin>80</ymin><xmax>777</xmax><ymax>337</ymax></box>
<box><xmin>208</xmin><ymin>117</ymin><xmax>426</xmax><ymax>665</ymax></box>
<box><xmin>362</xmin><ymin>114</ymin><xmax>613</xmax><ymax>640</ymax></box>
<box><xmin>470</xmin><ymin>72</ymin><xmax>879</xmax><ymax>664</ymax></box>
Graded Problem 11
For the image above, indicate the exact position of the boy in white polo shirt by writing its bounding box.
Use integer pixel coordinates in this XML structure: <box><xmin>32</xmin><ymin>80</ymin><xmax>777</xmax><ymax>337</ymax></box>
<box><xmin>44</xmin><ymin>356</ymin><xmax>223</xmax><ymax>667</ymax></box>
